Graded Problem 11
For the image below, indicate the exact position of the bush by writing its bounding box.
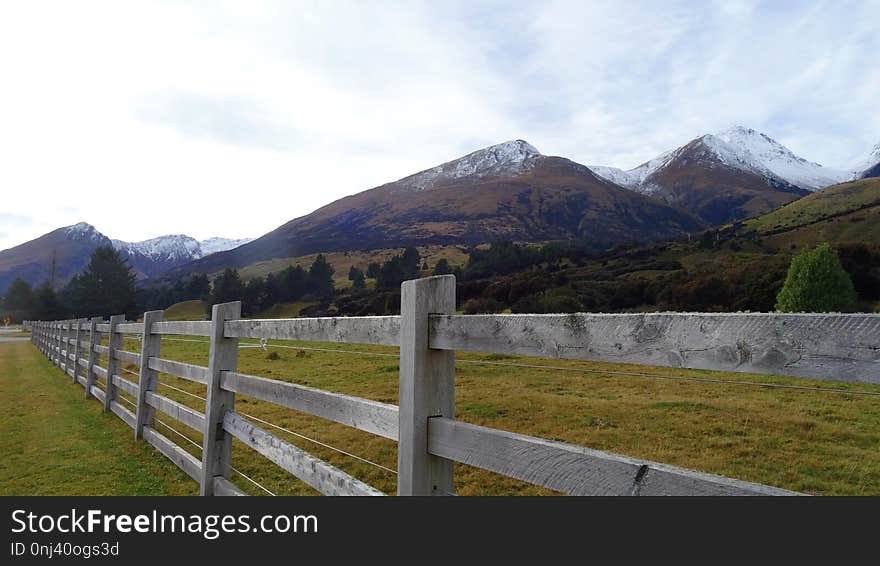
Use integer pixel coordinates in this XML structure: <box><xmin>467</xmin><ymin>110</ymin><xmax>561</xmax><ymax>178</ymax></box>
<box><xmin>776</xmin><ymin>243</ymin><xmax>856</xmax><ymax>312</ymax></box>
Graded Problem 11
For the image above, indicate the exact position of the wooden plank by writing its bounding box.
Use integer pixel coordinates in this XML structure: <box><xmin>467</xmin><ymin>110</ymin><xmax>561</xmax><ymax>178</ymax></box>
<box><xmin>213</xmin><ymin>477</ymin><xmax>247</xmax><ymax>496</ymax></box>
<box><xmin>135</xmin><ymin>310</ymin><xmax>163</xmax><ymax>439</ymax></box>
<box><xmin>398</xmin><ymin>275</ymin><xmax>456</xmax><ymax>496</ymax></box>
<box><xmin>71</xmin><ymin>318</ymin><xmax>85</xmax><ymax>386</ymax></box>
<box><xmin>66</xmin><ymin>368</ymin><xmax>75</xmax><ymax>379</ymax></box>
<box><xmin>223</xmin><ymin>411</ymin><xmax>384</xmax><ymax>496</ymax></box>
<box><xmin>76</xmin><ymin>375</ymin><xmax>87</xmax><ymax>387</ymax></box>
<box><xmin>147</xmin><ymin>357</ymin><xmax>208</xmax><ymax>384</ymax></box>
<box><xmin>90</xmin><ymin>385</ymin><xmax>106</xmax><ymax>404</ymax></box>
<box><xmin>77</xmin><ymin>358</ymin><xmax>89</xmax><ymax>369</ymax></box>
<box><xmin>111</xmin><ymin>374</ymin><xmax>139</xmax><ymax>397</ymax></box>
<box><xmin>93</xmin><ymin>344</ymin><xmax>109</xmax><ymax>355</ymax></box>
<box><xmin>224</xmin><ymin>316</ymin><xmax>400</xmax><ymax>346</ymax></box>
<box><xmin>93</xmin><ymin>365</ymin><xmax>107</xmax><ymax>379</ymax></box>
<box><xmin>116</xmin><ymin>322</ymin><xmax>144</xmax><ymax>334</ymax></box>
<box><xmin>113</xmin><ymin>349</ymin><xmax>141</xmax><ymax>365</ymax></box>
<box><xmin>428</xmin><ymin>313</ymin><xmax>880</xmax><ymax>384</ymax></box>
<box><xmin>151</xmin><ymin>320</ymin><xmax>212</xmax><ymax>336</ymax></box>
<box><xmin>110</xmin><ymin>401</ymin><xmax>136</xmax><ymax>429</ymax></box>
<box><xmin>201</xmin><ymin>302</ymin><xmax>239</xmax><ymax>496</ymax></box>
<box><xmin>95</xmin><ymin>315</ymin><xmax>123</xmax><ymax>404</ymax></box>
<box><xmin>142</xmin><ymin>426</ymin><xmax>202</xmax><ymax>482</ymax></box>
<box><xmin>220</xmin><ymin>371</ymin><xmax>398</xmax><ymax>440</ymax></box>
<box><xmin>95</xmin><ymin>323</ymin><xmax>110</xmax><ymax>333</ymax></box>
<box><xmin>427</xmin><ymin>417</ymin><xmax>798</xmax><ymax>496</ymax></box>
<box><xmin>145</xmin><ymin>391</ymin><xmax>206</xmax><ymax>432</ymax></box>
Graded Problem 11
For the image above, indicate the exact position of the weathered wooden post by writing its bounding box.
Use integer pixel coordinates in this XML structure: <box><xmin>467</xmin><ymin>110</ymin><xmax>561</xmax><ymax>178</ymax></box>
<box><xmin>72</xmin><ymin>318</ymin><xmax>85</xmax><ymax>385</ymax></box>
<box><xmin>135</xmin><ymin>310</ymin><xmax>163</xmax><ymax>439</ymax></box>
<box><xmin>63</xmin><ymin>319</ymin><xmax>73</xmax><ymax>372</ymax></box>
<box><xmin>103</xmin><ymin>315</ymin><xmax>125</xmax><ymax>410</ymax></box>
<box><xmin>85</xmin><ymin>317</ymin><xmax>102</xmax><ymax>389</ymax></box>
<box><xmin>200</xmin><ymin>301</ymin><xmax>240</xmax><ymax>496</ymax></box>
<box><xmin>397</xmin><ymin>275</ymin><xmax>456</xmax><ymax>496</ymax></box>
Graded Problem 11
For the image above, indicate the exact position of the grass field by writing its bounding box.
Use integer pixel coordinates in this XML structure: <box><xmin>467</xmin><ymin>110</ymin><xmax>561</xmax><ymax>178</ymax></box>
<box><xmin>0</xmin><ymin>341</ymin><xmax>195</xmax><ymax>495</ymax></box>
<box><xmin>6</xmin><ymin>332</ymin><xmax>880</xmax><ymax>496</ymax></box>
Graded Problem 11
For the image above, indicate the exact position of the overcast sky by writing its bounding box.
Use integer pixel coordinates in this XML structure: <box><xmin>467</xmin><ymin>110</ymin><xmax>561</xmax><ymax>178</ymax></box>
<box><xmin>1</xmin><ymin>0</ymin><xmax>877</xmax><ymax>251</ymax></box>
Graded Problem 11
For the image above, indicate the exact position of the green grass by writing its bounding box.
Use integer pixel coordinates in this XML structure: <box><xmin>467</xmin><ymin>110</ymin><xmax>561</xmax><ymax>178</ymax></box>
<box><xmin>163</xmin><ymin>299</ymin><xmax>208</xmax><ymax>321</ymax></box>
<box><xmin>7</xmin><ymin>333</ymin><xmax>880</xmax><ymax>496</ymax></box>
<box><xmin>0</xmin><ymin>341</ymin><xmax>196</xmax><ymax>495</ymax></box>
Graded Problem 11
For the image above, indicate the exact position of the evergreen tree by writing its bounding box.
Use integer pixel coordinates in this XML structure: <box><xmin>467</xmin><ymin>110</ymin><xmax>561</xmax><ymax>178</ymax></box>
<box><xmin>776</xmin><ymin>243</ymin><xmax>857</xmax><ymax>312</ymax></box>
<box><xmin>278</xmin><ymin>265</ymin><xmax>307</xmax><ymax>302</ymax></box>
<box><xmin>366</xmin><ymin>262</ymin><xmax>381</xmax><ymax>279</ymax></box>
<box><xmin>433</xmin><ymin>258</ymin><xmax>452</xmax><ymax>276</ymax></box>
<box><xmin>210</xmin><ymin>268</ymin><xmax>244</xmax><ymax>307</ymax></box>
<box><xmin>348</xmin><ymin>266</ymin><xmax>366</xmax><ymax>291</ymax></box>
<box><xmin>1</xmin><ymin>277</ymin><xmax>34</xmax><ymax>322</ymax></box>
<box><xmin>242</xmin><ymin>276</ymin><xmax>267</xmax><ymax>316</ymax></box>
<box><xmin>401</xmin><ymin>247</ymin><xmax>421</xmax><ymax>280</ymax></box>
<box><xmin>67</xmin><ymin>246</ymin><xmax>137</xmax><ymax>317</ymax></box>
<box><xmin>308</xmin><ymin>254</ymin><xmax>335</xmax><ymax>298</ymax></box>
<box><xmin>31</xmin><ymin>281</ymin><xmax>65</xmax><ymax>320</ymax></box>
<box><xmin>186</xmin><ymin>274</ymin><xmax>211</xmax><ymax>301</ymax></box>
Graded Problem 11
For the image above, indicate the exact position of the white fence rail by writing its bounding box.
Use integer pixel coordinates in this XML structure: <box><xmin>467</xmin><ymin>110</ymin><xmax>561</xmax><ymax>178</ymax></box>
<box><xmin>25</xmin><ymin>275</ymin><xmax>880</xmax><ymax>496</ymax></box>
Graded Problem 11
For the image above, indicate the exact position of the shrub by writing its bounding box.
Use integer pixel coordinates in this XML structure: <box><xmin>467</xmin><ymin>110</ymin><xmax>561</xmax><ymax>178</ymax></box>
<box><xmin>776</xmin><ymin>243</ymin><xmax>856</xmax><ymax>312</ymax></box>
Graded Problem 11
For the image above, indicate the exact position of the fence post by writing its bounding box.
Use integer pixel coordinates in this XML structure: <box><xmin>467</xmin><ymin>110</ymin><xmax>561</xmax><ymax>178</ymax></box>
<box><xmin>134</xmin><ymin>310</ymin><xmax>163</xmax><ymax>439</ymax></box>
<box><xmin>103</xmin><ymin>315</ymin><xmax>125</xmax><ymax>410</ymax></box>
<box><xmin>56</xmin><ymin>321</ymin><xmax>62</xmax><ymax>366</ymax></box>
<box><xmin>200</xmin><ymin>301</ymin><xmax>240</xmax><ymax>496</ymax></box>
<box><xmin>85</xmin><ymin>317</ymin><xmax>102</xmax><ymax>388</ymax></box>
<box><xmin>72</xmin><ymin>318</ymin><xmax>85</xmax><ymax>385</ymax></box>
<box><xmin>397</xmin><ymin>275</ymin><xmax>456</xmax><ymax>496</ymax></box>
<box><xmin>63</xmin><ymin>319</ymin><xmax>72</xmax><ymax>372</ymax></box>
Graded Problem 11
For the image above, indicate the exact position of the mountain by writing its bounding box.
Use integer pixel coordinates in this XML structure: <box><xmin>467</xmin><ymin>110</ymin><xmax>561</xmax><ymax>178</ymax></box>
<box><xmin>159</xmin><ymin>140</ymin><xmax>705</xmax><ymax>279</ymax></box>
<box><xmin>589</xmin><ymin>127</ymin><xmax>846</xmax><ymax>224</ymax></box>
<box><xmin>852</xmin><ymin>142</ymin><xmax>880</xmax><ymax>180</ymax></box>
<box><xmin>0</xmin><ymin>224</ymin><xmax>252</xmax><ymax>293</ymax></box>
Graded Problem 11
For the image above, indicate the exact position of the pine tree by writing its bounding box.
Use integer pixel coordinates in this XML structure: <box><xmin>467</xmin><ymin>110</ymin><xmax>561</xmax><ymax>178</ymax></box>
<box><xmin>1</xmin><ymin>277</ymin><xmax>34</xmax><ymax>322</ymax></box>
<box><xmin>433</xmin><ymin>258</ymin><xmax>452</xmax><ymax>276</ymax></box>
<box><xmin>68</xmin><ymin>246</ymin><xmax>137</xmax><ymax>317</ymax></box>
<box><xmin>776</xmin><ymin>243</ymin><xmax>857</xmax><ymax>313</ymax></box>
<box><xmin>31</xmin><ymin>281</ymin><xmax>65</xmax><ymax>320</ymax></box>
<box><xmin>348</xmin><ymin>266</ymin><xmax>366</xmax><ymax>291</ymax></box>
<box><xmin>308</xmin><ymin>255</ymin><xmax>335</xmax><ymax>298</ymax></box>
<box><xmin>210</xmin><ymin>269</ymin><xmax>244</xmax><ymax>306</ymax></box>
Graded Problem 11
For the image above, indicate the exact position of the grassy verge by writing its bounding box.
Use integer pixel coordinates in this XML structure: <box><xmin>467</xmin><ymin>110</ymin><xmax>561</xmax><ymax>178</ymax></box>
<box><xmin>0</xmin><ymin>341</ymin><xmax>196</xmax><ymax>495</ymax></box>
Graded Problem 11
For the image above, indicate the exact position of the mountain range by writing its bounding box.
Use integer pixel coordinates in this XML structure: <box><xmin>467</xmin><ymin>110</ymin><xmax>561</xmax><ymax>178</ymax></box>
<box><xmin>1</xmin><ymin>126</ymin><xmax>876</xmax><ymax>294</ymax></box>
<box><xmin>0</xmin><ymin>223</ymin><xmax>251</xmax><ymax>293</ymax></box>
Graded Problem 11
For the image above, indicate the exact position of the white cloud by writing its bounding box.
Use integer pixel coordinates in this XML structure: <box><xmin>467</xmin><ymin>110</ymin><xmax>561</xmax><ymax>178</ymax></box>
<box><xmin>0</xmin><ymin>0</ymin><xmax>876</xmax><ymax>251</ymax></box>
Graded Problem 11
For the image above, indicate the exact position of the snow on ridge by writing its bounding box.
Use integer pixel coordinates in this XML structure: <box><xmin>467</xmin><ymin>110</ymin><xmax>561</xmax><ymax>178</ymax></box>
<box><xmin>713</xmin><ymin>126</ymin><xmax>846</xmax><ymax>190</ymax></box>
<box><xmin>199</xmin><ymin>237</ymin><xmax>254</xmax><ymax>256</ymax></box>
<box><xmin>591</xmin><ymin>127</ymin><xmax>846</xmax><ymax>193</ymax></box>
<box><xmin>394</xmin><ymin>139</ymin><xmax>543</xmax><ymax>191</ymax></box>
<box><xmin>849</xmin><ymin>140</ymin><xmax>880</xmax><ymax>179</ymax></box>
<box><xmin>112</xmin><ymin>234</ymin><xmax>202</xmax><ymax>262</ymax></box>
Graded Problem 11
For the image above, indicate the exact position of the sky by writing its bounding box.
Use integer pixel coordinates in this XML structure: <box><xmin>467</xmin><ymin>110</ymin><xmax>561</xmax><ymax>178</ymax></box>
<box><xmin>1</xmin><ymin>0</ymin><xmax>877</xmax><ymax>251</ymax></box>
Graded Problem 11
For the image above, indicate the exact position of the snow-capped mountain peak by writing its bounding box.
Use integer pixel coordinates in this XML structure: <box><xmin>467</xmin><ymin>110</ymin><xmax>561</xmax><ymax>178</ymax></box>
<box><xmin>62</xmin><ymin>222</ymin><xmax>105</xmax><ymax>242</ymax></box>
<box><xmin>199</xmin><ymin>237</ymin><xmax>255</xmax><ymax>256</ymax></box>
<box><xmin>112</xmin><ymin>234</ymin><xmax>201</xmax><ymax>263</ymax></box>
<box><xmin>590</xmin><ymin>127</ymin><xmax>846</xmax><ymax>192</ymax></box>
<box><xmin>850</xmin><ymin>140</ymin><xmax>880</xmax><ymax>179</ymax></box>
<box><xmin>712</xmin><ymin>126</ymin><xmax>846</xmax><ymax>190</ymax></box>
<box><xmin>394</xmin><ymin>139</ymin><xmax>543</xmax><ymax>191</ymax></box>
<box><xmin>111</xmin><ymin>234</ymin><xmax>253</xmax><ymax>263</ymax></box>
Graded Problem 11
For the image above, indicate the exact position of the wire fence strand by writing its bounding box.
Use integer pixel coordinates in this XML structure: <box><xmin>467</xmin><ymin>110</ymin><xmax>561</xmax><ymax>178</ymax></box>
<box><xmin>237</xmin><ymin>411</ymin><xmax>397</xmax><ymax>476</ymax></box>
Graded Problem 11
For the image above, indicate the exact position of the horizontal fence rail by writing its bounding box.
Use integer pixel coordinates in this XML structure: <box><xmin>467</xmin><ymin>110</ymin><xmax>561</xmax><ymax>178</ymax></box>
<box><xmin>23</xmin><ymin>275</ymin><xmax>879</xmax><ymax>496</ymax></box>
<box><xmin>428</xmin><ymin>313</ymin><xmax>880</xmax><ymax>384</ymax></box>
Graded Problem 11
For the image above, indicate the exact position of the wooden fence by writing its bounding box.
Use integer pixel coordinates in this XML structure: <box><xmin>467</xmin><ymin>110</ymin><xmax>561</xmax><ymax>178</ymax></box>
<box><xmin>24</xmin><ymin>275</ymin><xmax>880</xmax><ymax>496</ymax></box>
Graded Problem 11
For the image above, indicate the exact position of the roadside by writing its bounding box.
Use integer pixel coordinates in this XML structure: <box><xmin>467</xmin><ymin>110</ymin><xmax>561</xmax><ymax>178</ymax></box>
<box><xmin>0</xmin><ymin>341</ymin><xmax>196</xmax><ymax>495</ymax></box>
